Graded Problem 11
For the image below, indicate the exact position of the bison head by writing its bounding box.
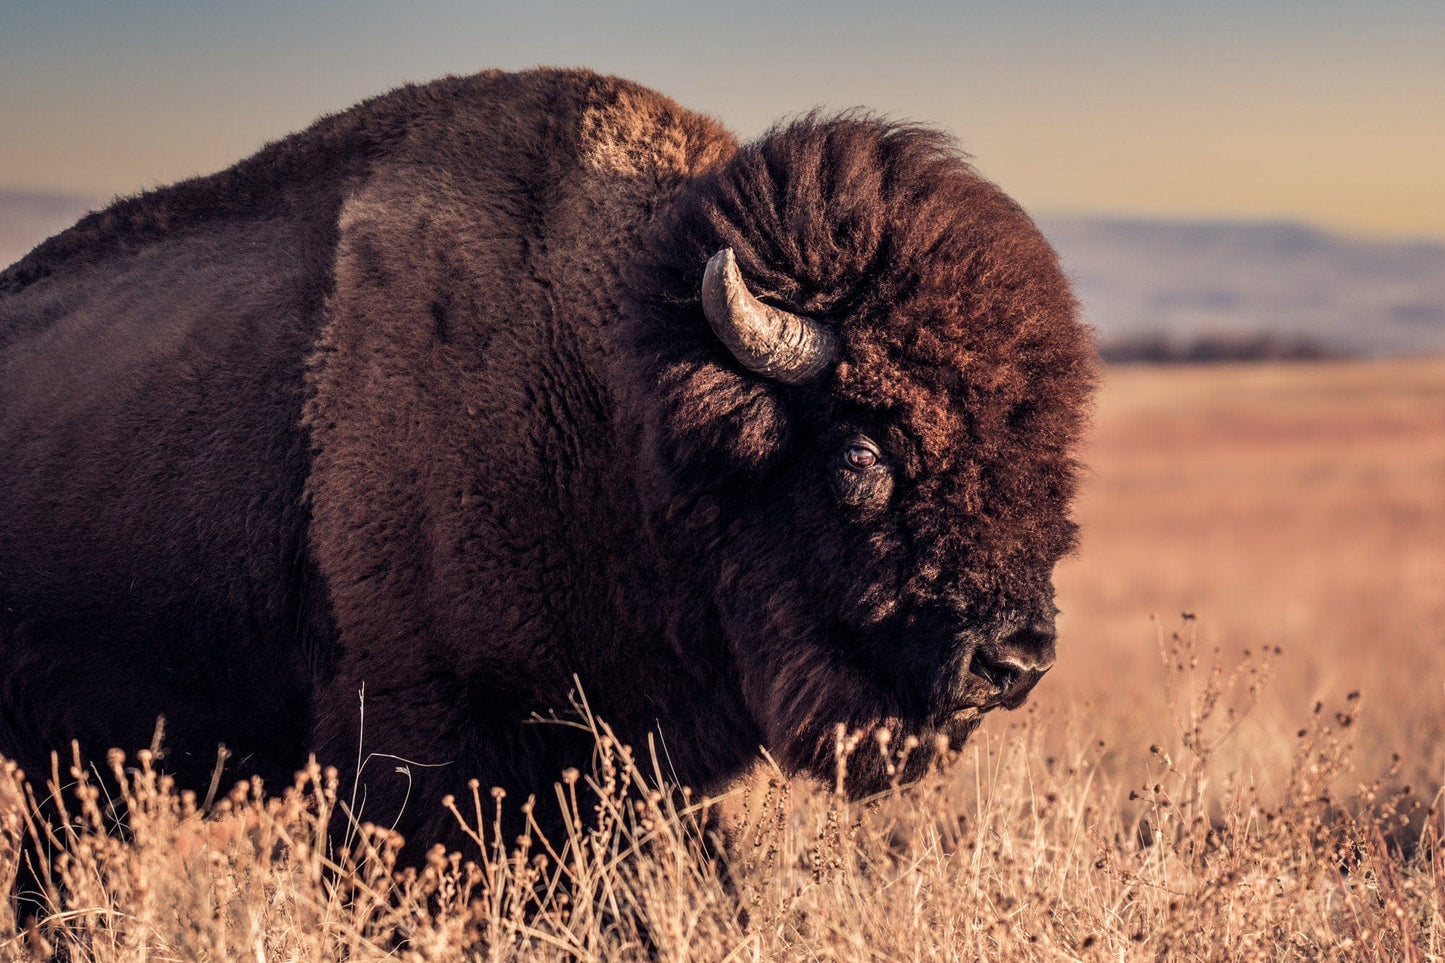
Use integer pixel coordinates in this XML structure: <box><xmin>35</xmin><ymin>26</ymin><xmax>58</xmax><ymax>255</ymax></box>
<box><xmin>622</xmin><ymin>115</ymin><xmax>1096</xmax><ymax>795</ymax></box>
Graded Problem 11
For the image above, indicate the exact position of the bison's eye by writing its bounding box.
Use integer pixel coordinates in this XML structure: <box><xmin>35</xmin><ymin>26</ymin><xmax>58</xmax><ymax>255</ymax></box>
<box><xmin>843</xmin><ymin>443</ymin><xmax>879</xmax><ymax>471</ymax></box>
<box><xmin>831</xmin><ymin>436</ymin><xmax>892</xmax><ymax>509</ymax></box>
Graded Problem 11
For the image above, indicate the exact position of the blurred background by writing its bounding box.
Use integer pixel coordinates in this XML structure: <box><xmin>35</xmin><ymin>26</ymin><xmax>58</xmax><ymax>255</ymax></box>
<box><xmin>3</xmin><ymin>1</ymin><xmax>1442</xmax><ymax>789</ymax></box>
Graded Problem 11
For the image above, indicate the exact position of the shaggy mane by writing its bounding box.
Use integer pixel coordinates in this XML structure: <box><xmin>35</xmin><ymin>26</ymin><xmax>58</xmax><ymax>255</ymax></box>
<box><xmin>624</xmin><ymin>113</ymin><xmax>1097</xmax><ymax>608</ymax></box>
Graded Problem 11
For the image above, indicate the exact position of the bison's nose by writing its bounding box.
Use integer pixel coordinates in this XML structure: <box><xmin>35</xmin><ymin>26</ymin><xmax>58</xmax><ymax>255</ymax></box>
<box><xmin>971</xmin><ymin>623</ymin><xmax>1056</xmax><ymax>707</ymax></box>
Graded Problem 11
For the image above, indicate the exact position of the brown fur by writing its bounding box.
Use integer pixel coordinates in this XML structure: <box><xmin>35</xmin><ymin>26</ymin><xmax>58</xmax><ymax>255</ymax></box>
<box><xmin>0</xmin><ymin>68</ymin><xmax>1095</xmax><ymax>856</ymax></box>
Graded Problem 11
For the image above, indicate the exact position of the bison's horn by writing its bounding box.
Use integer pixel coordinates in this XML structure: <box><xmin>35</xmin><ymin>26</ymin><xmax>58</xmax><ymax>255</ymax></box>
<box><xmin>701</xmin><ymin>248</ymin><xmax>839</xmax><ymax>384</ymax></box>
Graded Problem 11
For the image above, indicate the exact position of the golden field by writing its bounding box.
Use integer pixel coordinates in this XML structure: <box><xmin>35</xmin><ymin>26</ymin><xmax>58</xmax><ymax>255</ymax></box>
<box><xmin>2</xmin><ymin>357</ymin><xmax>1443</xmax><ymax>961</ymax></box>
<box><xmin>1055</xmin><ymin>358</ymin><xmax>1445</xmax><ymax>793</ymax></box>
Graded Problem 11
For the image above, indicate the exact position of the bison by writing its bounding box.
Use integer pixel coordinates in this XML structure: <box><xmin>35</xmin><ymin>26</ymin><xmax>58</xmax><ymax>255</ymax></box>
<box><xmin>0</xmin><ymin>68</ymin><xmax>1095</xmax><ymax>853</ymax></box>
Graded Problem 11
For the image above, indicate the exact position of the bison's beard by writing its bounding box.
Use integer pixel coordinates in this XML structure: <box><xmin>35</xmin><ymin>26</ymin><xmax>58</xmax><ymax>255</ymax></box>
<box><xmin>818</xmin><ymin>712</ymin><xmax>982</xmax><ymax>798</ymax></box>
<box><xmin>715</xmin><ymin>520</ymin><xmax>1000</xmax><ymax>797</ymax></box>
<box><xmin>735</xmin><ymin>627</ymin><xmax>985</xmax><ymax>798</ymax></box>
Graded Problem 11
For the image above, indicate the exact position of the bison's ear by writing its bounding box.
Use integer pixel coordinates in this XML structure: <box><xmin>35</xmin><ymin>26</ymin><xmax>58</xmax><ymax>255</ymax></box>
<box><xmin>701</xmin><ymin>248</ymin><xmax>839</xmax><ymax>385</ymax></box>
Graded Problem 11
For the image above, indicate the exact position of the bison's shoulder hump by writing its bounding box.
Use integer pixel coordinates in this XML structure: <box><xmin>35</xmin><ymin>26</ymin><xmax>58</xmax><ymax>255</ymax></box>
<box><xmin>1</xmin><ymin>68</ymin><xmax>722</xmax><ymax>299</ymax></box>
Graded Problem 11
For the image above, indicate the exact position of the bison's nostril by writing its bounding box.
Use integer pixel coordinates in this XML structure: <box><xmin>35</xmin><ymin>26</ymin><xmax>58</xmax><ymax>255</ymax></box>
<box><xmin>972</xmin><ymin>652</ymin><xmax>1018</xmax><ymax>694</ymax></box>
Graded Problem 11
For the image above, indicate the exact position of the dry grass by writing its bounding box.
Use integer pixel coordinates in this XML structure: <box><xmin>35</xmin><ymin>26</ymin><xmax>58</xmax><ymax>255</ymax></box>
<box><xmin>2</xmin><ymin>357</ymin><xmax>1442</xmax><ymax>960</ymax></box>
<box><xmin>1055</xmin><ymin>357</ymin><xmax>1445</xmax><ymax>798</ymax></box>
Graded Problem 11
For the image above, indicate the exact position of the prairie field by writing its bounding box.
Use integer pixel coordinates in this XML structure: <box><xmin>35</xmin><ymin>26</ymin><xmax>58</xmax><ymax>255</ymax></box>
<box><xmin>1055</xmin><ymin>357</ymin><xmax>1445</xmax><ymax>793</ymax></box>
<box><xmin>2</xmin><ymin>357</ymin><xmax>1443</xmax><ymax>961</ymax></box>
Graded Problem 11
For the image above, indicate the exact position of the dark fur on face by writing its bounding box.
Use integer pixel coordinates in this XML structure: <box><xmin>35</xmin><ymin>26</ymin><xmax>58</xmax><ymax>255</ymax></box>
<box><xmin>623</xmin><ymin>115</ymin><xmax>1097</xmax><ymax>790</ymax></box>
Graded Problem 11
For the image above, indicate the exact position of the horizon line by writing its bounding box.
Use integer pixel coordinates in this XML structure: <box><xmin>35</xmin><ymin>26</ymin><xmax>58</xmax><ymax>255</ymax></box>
<box><xmin>4</xmin><ymin>186</ymin><xmax>1443</xmax><ymax>248</ymax></box>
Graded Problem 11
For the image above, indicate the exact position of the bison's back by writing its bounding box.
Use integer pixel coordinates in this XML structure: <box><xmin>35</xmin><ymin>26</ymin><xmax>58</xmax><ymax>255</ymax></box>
<box><xmin>0</xmin><ymin>207</ymin><xmax>346</xmax><ymax>788</ymax></box>
<box><xmin>0</xmin><ymin>67</ymin><xmax>736</xmax><ymax>796</ymax></box>
<box><xmin>0</xmin><ymin>71</ymin><xmax>417</xmax><ymax>782</ymax></box>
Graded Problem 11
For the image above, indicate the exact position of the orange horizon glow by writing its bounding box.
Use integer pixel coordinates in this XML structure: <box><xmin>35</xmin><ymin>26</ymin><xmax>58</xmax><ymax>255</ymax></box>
<box><xmin>4</xmin><ymin>1</ymin><xmax>1442</xmax><ymax>240</ymax></box>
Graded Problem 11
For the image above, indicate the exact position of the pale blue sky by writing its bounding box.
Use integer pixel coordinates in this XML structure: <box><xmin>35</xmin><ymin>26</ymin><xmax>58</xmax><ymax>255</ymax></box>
<box><xmin>3</xmin><ymin>0</ymin><xmax>1443</xmax><ymax>237</ymax></box>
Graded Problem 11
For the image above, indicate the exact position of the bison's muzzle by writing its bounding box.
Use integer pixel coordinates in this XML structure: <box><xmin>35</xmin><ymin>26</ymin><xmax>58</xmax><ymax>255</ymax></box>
<box><xmin>932</xmin><ymin>619</ymin><xmax>1057</xmax><ymax>722</ymax></box>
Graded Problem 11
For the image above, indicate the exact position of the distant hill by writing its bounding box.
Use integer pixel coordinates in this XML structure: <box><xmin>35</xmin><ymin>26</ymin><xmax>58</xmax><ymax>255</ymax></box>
<box><xmin>1041</xmin><ymin>217</ymin><xmax>1445</xmax><ymax>358</ymax></box>
<box><xmin>5</xmin><ymin>193</ymin><xmax>1443</xmax><ymax>358</ymax></box>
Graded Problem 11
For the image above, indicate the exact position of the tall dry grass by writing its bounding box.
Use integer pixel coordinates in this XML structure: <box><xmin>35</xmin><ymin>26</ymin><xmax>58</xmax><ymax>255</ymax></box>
<box><xmin>1</xmin><ymin>357</ymin><xmax>1441</xmax><ymax>960</ymax></box>
<box><xmin>1</xmin><ymin>615</ymin><xmax>1441</xmax><ymax>961</ymax></box>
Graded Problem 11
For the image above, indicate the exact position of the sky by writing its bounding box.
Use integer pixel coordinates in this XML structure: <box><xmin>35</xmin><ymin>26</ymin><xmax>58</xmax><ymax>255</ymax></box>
<box><xmin>3</xmin><ymin>0</ymin><xmax>1444</xmax><ymax>239</ymax></box>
